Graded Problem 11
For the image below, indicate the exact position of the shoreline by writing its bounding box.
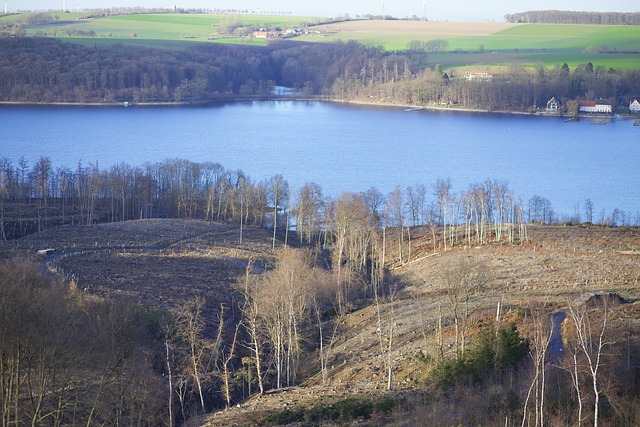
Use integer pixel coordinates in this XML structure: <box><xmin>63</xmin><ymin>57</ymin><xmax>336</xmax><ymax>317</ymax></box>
<box><xmin>333</xmin><ymin>98</ymin><xmax>636</xmax><ymax>120</ymax></box>
<box><xmin>0</xmin><ymin>97</ymin><xmax>635</xmax><ymax>120</ymax></box>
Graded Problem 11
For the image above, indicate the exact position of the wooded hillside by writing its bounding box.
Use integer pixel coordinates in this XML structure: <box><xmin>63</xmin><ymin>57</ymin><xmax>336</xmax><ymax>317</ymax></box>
<box><xmin>1</xmin><ymin>37</ymin><xmax>640</xmax><ymax>112</ymax></box>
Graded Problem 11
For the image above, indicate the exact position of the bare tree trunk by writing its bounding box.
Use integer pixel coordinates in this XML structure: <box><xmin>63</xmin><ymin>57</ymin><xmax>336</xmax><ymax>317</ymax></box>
<box><xmin>387</xmin><ymin>320</ymin><xmax>394</xmax><ymax>390</ymax></box>
<box><xmin>253</xmin><ymin>333</ymin><xmax>265</xmax><ymax>395</ymax></box>
<box><xmin>165</xmin><ymin>341</ymin><xmax>173</xmax><ymax>427</ymax></box>
<box><xmin>407</xmin><ymin>227</ymin><xmax>411</xmax><ymax>263</ymax></box>
<box><xmin>222</xmin><ymin>321</ymin><xmax>241</xmax><ymax>408</ymax></box>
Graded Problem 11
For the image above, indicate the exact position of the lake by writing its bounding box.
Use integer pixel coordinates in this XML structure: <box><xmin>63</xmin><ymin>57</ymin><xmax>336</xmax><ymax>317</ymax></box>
<box><xmin>2</xmin><ymin>101</ymin><xmax>639</xmax><ymax>221</ymax></box>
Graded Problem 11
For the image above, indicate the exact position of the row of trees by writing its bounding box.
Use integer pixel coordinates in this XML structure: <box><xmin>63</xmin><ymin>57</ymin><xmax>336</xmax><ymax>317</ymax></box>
<box><xmin>3</xmin><ymin>156</ymin><xmax>636</xmax><ymax>245</ymax></box>
<box><xmin>505</xmin><ymin>11</ymin><xmax>640</xmax><ymax>26</ymax></box>
<box><xmin>332</xmin><ymin>59</ymin><xmax>640</xmax><ymax>113</ymax></box>
<box><xmin>0</xmin><ymin>157</ymin><xmax>528</xmax><ymax>246</ymax></box>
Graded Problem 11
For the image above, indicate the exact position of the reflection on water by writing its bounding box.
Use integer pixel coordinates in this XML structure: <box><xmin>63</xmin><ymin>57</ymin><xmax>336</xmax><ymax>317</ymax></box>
<box><xmin>549</xmin><ymin>311</ymin><xmax>567</xmax><ymax>363</ymax></box>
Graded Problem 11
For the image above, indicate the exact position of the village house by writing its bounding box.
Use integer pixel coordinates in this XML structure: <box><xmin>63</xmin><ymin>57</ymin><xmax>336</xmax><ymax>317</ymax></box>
<box><xmin>579</xmin><ymin>100</ymin><xmax>612</xmax><ymax>114</ymax></box>
<box><xmin>464</xmin><ymin>71</ymin><xmax>493</xmax><ymax>81</ymax></box>
<box><xmin>630</xmin><ymin>99</ymin><xmax>640</xmax><ymax>113</ymax></box>
<box><xmin>546</xmin><ymin>97</ymin><xmax>561</xmax><ymax>112</ymax></box>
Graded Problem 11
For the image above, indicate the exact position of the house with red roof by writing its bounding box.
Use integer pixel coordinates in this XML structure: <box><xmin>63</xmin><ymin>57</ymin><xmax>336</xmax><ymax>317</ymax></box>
<box><xmin>579</xmin><ymin>100</ymin><xmax>612</xmax><ymax>114</ymax></box>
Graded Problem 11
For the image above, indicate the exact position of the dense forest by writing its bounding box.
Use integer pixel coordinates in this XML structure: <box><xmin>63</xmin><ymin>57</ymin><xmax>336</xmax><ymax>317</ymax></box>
<box><xmin>505</xmin><ymin>11</ymin><xmax>640</xmax><ymax>25</ymax></box>
<box><xmin>1</xmin><ymin>38</ymin><xmax>640</xmax><ymax>111</ymax></box>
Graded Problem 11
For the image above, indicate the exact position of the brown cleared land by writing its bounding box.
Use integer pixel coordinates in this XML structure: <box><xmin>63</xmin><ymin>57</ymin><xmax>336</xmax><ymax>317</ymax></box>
<box><xmin>4</xmin><ymin>218</ymin><xmax>639</xmax><ymax>426</ymax></box>
<box><xmin>315</xmin><ymin>20</ymin><xmax>521</xmax><ymax>36</ymax></box>
<box><xmin>200</xmin><ymin>223</ymin><xmax>640</xmax><ymax>427</ymax></box>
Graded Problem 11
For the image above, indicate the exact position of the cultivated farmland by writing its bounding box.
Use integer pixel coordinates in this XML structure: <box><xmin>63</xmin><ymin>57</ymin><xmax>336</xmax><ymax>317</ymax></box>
<box><xmin>301</xmin><ymin>20</ymin><xmax>640</xmax><ymax>69</ymax></box>
<box><xmin>14</xmin><ymin>12</ymin><xmax>640</xmax><ymax>69</ymax></box>
<box><xmin>23</xmin><ymin>13</ymin><xmax>323</xmax><ymax>45</ymax></box>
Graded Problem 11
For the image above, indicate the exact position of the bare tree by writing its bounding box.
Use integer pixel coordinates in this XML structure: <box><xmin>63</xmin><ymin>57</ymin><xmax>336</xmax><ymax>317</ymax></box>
<box><xmin>434</xmin><ymin>178</ymin><xmax>452</xmax><ymax>251</ymax></box>
<box><xmin>442</xmin><ymin>259</ymin><xmax>491</xmax><ymax>359</ymax></box>
<box><xmin>363</xmin><ymin>186</ymin><xmax>385</xmax><ymax>224</ymax></box>
<box><xmin>220</xmin><ymin>313</ymin><xmax>241</xmax><ymax>408</ymax></box>
<box><xmin>584</xmin><ymin>198</ymin><xmax>594</xmax><ymax>223</ymax></box>
<box><xmin>384</xmin><ymin>187</ymin><xmax>406</xmax><ymax>264</ymax></box>
<box><xmin>174</xmin><ymin>297</ymin><xmax>208</xmax><ymax>414</ymax></box>
<box><xmin>294</xmin><ymin>182</ymin><xmax>324</xmax><ymax>245</ymax></box>
<box><xmin>0</xmin><ymin>168</ymin><xmax>7</xmax><ymax>241</ymax></box>
<box><xmin>521</xmin><ymin>303</ymin><xmax>553</xmax><ymax>427</ymax></box>
<box><xmin>242</xmin><ymin>278</ymin><xmax>265</xmax><ymax>395</ymax></box>
<box><xmin>567</xmin><ymin>293</ymin><xmax>619</xmax><ymax>427</ymax></box>
<box><xmin>268</xmin><ymin>174</ymin><xmax>289</xmax><ymax>249</ymax></box>
<box><xmin>32</xmin><ymin>156</ymin><xmax>52</xmax><ymax>231</ymax></box>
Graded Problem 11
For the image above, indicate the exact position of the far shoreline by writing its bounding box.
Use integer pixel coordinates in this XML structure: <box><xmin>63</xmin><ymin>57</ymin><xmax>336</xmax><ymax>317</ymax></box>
<box><xmin>0</xmin><ymin>97</ymin><xmax>636</xmax><ymax>121</ymax></box>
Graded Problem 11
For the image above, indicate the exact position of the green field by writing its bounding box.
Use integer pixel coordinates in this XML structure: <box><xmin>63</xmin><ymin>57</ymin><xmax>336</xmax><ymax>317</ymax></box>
<box><xmin>9</xmin><ymin>13</ymin><xmax>640</xmax><ymax>69</ymax></box>
<box><xmin>22</xmin><ymin>13</ymin><xmax>322</xmax><ymax>41</ymax></box>
<box><xmin>300</xmin><ymin>22</ymin><xmax>640</xmax><ymax>69</ymax></box>
<box><xmin>301</xmin><ymin>22</ymin><xmax>640</xmax><ymax>51</ymax></box>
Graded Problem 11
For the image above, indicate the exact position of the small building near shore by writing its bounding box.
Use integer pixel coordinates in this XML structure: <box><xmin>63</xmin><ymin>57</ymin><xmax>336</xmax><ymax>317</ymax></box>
<box><xmin>630</xmin><ymin>99</ymin><xmax>640</xmax><ymax>113</ymax></box>
<box><xmin>546</xmin><ymin>97</ymin><xmax>561</xmax><ymax>112</ymax></box>
<box><xmin>579</xmin><ymin>100</ymin><xmax>612</xmax><ymax>114</ymax></box>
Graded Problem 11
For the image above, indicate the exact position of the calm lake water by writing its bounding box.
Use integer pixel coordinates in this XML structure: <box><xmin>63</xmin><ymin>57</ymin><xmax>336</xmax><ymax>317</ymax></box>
<box><xmin>2</xmin><ymin>101</ymin><xmax>639</xmax><ymax>220</ymax></box>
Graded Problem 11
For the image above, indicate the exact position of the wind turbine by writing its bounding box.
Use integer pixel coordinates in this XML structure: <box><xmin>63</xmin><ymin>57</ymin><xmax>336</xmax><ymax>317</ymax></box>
<box><xmin>423</xmin><ymin>0</ymin><xmax>427</xmax><ymax>21</ymax></box>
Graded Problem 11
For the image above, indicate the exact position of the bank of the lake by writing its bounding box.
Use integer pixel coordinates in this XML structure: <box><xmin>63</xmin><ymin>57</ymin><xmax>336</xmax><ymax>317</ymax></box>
<box><xmin>2</xmin><ymin>95</ymin><xmax>635</xmax><ymax>122</ymax></box>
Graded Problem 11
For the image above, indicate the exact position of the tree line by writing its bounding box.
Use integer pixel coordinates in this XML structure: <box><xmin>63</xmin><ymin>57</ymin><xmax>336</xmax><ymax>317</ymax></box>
<box><xmin>332</xmin><ymin>59</ymin><xmax>640</xmax><ymax>113</ymax></box>
<box><xmin>0</xmin><ymin>38</ymin><xmax>386</xmax><ymax>103</ymax></box>
<box><xmin>505</xmin><ymin>10</ymin><xmax>640</xmax><ymax>26</ymax></box>
<box><xmin>2</xmin><ymin>156</ymin><xmax>636</xmax><ymax>246</ymax></box>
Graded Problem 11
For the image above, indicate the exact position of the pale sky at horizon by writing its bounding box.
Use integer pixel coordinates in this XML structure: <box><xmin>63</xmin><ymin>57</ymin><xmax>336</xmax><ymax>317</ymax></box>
<box><xmin>7</xmin><ymin>0</ymin><xmax>639</xmax><ymax>22</ymax></box>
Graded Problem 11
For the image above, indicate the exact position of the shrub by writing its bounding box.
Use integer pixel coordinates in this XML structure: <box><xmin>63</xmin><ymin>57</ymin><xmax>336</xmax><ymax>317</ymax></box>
<box><xmin>428</xmin><ymin>323</ymin><xmax>526</xmax><ymax>391</ymax></box>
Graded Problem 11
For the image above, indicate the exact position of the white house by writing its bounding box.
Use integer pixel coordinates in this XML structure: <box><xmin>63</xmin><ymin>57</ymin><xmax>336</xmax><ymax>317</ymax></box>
<box><xmin>546</xmin><ymin>97</ymin><xmax>560</xmax><ymax>112</ymax></box>
<box><xmin>630</xmin><ymin>99</ymin><xmax>640</xmax><ymax>113</ymax></box>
